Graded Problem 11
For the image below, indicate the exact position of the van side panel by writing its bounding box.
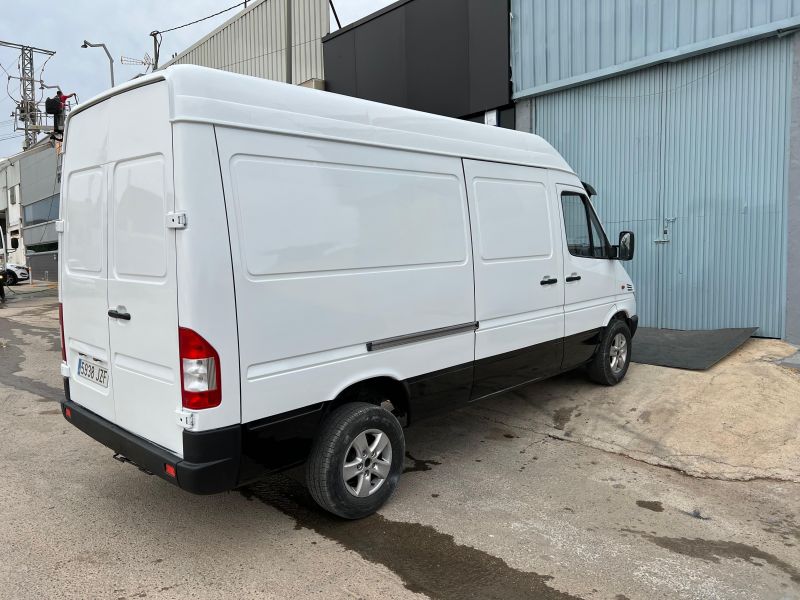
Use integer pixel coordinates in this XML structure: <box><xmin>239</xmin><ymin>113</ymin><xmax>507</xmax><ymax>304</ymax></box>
<box><xmin>214</xmin><ymin>128</ymin><xmax>475</xmax><ymax>423</ymax></box>
<box><xmin>173</xmin><ymin>122</ymin><xmax>241</xmax><ymax>431</ymax></box>
<box><xmin>463</xmin><ymin>160</ymin><xmax>566</xmax><ymax>399</ymax></box>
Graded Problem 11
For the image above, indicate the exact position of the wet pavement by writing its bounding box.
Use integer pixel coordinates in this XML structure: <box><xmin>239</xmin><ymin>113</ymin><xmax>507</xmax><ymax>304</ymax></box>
<box><xmin>1</xmin><ymin>295</ymin><xmax>798</xmax><ymax>599</ymax></box>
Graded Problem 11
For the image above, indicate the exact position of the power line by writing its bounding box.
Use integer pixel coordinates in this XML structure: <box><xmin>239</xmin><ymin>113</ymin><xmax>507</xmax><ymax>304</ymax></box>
<box><xmin>0</xmin><ymin>60</ymin><xmax>13</xmax><ymax>78</ymax></box>
<box><xmin>154</xmin><ymin>1</ymin><xmax>248</xmax><ymax>35</ymax></box>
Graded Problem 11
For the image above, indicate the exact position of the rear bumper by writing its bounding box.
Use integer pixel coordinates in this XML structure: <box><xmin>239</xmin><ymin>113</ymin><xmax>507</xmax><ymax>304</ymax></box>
<box><xmin>61</xmin><ymin>379</ymin><xmax>241</xmax><ymax>494</ymax></box>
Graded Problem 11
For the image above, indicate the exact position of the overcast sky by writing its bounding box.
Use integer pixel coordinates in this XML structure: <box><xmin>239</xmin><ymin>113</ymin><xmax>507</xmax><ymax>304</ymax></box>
<box><xmin>0</xmin><ymin>0</ymin><xmax>393</xmax><ymax>158</ymax></box>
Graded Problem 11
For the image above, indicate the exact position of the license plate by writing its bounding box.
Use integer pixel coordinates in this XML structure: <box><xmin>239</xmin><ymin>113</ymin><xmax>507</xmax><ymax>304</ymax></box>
<box><xmin>77</xmin><ymin>357</ymin><xmax>109</xmax><ymax>388</ymax></box>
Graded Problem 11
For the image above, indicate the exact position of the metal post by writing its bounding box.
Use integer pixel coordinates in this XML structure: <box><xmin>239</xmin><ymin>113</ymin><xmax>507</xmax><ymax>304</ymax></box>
<box><xmin>20</xmin><ymin>46</ymin><xmax>37</xmax><ymax>149</ymax></box>
<box><xmin>285</xmin><ymin>0</ymin><xmax>293</xmax><ymax>84</ymax></box>
<box><xmin>103</xmin><ymin>45</ymin><xmax>115</xmax><ymax>87</ymax></box>
<box><xmin>81</xmin><ymin>41</ymin><xmax>114</xmax><ymax>87</ymax></box>
<box><xmin>150</xmin><ymin>32</ymin><xmax>160</xmax><ymax>71</ymax></box>
<box><xmin>0</xmin><ymin>40</ymin><xmax>55</xmax><ymax>149</ymax></box>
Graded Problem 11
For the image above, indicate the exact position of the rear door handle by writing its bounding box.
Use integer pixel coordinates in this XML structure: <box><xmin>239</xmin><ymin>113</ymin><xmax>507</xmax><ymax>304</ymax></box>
<box><xmin>540</xmin><ymin>276</ymin><xmax>558</xmax><ymax>286</ymax></box>
<box><xmin>108</xmin><ymin>309</ymin><xmax>131</xmax><ymax>321</ymax></box>
<box><xmin>566</xmin><ymin>273</ymin><xmax>582</xmax><ymax>282</ymax></box>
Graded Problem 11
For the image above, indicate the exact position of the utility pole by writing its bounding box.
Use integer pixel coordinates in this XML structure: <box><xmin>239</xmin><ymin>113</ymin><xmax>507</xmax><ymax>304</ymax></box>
<box><xmin>150</xmin><ymin>31</ymin><xmax>160</xmax><ymax>70</ymax></box>
<box><xmin>0</xmin><ymin>40</ymin><xmax>56</xmax><ymax>150</ymax></box>
<box><xmin>19</xmin><ymin>46</ymin><xmax>37</xmax><ymax>149</ymax></box>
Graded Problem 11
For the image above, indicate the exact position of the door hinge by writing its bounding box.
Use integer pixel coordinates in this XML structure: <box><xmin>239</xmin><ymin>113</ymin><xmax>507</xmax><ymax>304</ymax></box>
<box><xmin>166</xmin><ymin>212</ymin><xmax>188</xmax><ymax>230</ymax></box>
<box><xmin>176</xmin><ymin>409</ymin><xmax>196</xmax><ymax>429</ymax></box>
<box><xmin>54</xmin><ymin>219</ymin><xmax>65</xmax><ymax>233</ymax></box>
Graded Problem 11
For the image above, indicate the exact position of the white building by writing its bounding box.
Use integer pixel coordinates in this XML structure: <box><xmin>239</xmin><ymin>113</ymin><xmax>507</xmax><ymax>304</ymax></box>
<box><xmin>0</xmin><ymin>140</ymin><xmax>60</xmax><ymax>278</ymax></box>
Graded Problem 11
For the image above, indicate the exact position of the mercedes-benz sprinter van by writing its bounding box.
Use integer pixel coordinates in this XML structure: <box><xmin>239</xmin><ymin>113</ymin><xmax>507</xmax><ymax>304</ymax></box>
<box><xmin>59</xmin><ymin>66</ymin><xmax>637</xmax><ymax>519</ymax></box>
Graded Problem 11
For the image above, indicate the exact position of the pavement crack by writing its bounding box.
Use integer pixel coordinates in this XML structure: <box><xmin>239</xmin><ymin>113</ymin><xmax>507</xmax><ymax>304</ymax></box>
<box><xmin>469</xmin><ymin>408</ymin><xmax>799</xmax><ymax>484</ymax></box>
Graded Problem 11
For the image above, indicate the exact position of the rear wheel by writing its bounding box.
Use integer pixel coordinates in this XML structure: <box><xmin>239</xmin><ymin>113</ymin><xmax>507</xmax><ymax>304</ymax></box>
<box><xmin>4</xmin><ymin>271</ymin><xmax>16</xmax><ymax>286</ymax></box>
<box><xmin>587</xmin><ymin>319</ymin><xmax>631</xmax><ymax>386</ymax></box>
<box><xmin>306</xmin><ymin>401</ymin><xmax>405</xmax><ymax>519</ymax></box>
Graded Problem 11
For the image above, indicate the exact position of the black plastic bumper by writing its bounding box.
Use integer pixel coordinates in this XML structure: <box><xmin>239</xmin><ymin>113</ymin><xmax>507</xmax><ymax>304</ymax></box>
<box><xmin>61</xmin><ymin>380</ymin><xmax>241</xmax><ymax>494</ymax></box>
<box><xmin>630</xmin><ymin>315</ymin><xmax>639</xmax><ymax>337</ymax></box>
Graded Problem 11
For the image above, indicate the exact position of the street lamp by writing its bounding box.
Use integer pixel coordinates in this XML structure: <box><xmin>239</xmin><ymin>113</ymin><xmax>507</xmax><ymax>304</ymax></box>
<box><xmin>81</xmin><ymin>40</ymin><xmax>115</xmax><ymax>87</ymax></box>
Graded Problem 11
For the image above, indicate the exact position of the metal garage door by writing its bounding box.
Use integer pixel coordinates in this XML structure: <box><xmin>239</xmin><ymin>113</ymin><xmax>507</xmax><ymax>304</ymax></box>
<box><xmin>535</xmin><ymin>36</ymin><xmax>791</xmax><ymax>338</ymax></box>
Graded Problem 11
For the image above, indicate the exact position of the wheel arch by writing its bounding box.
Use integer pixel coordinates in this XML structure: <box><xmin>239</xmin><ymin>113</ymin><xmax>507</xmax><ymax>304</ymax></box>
<box><xmin>329</xmin><ymin>375</ymin><xmax>411</xmax><ymax>426</ymax></box>
<box><xmin>603</xmin><ymin>305</ymin><xmax>635</xmax><ymax>333</ymax></box>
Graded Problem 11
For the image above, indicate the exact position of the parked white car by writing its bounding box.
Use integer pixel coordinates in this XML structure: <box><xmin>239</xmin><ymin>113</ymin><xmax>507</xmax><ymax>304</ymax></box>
<box><xmin>4</xmin><ymin>263</ymin><xmax>30</xmax><ymax>285</ymax></box>
<box><xmin>59</xmin><ymin>66</ymin><xmax>637</xmax><ymax>519</ymax></box>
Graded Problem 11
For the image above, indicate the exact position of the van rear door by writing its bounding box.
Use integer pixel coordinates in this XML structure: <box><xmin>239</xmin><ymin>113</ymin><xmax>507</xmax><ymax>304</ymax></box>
<box><xmin>62</xmin><ymin>165</ymin><xmax>114</xmax><ymax>423</ymax></box>
<box><xmin>62</xmin><ymin>81</ymin><xmax>183</xmax><ymax>454</ymax></box>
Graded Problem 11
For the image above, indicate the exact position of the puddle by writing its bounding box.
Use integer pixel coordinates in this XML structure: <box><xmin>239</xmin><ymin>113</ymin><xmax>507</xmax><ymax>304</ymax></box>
<box><xmin>242</xmin><ymin>474</ymin><xmax>583</xmax><ymax>599</ymax></box>
<box><xmin>552</xmin><ymin>406</ymin><xmax>577</xmax><ymax>430</ymax></box>
<box><xmin>0</xmin><ymin>308</ymin><xmax>63</xmax><ymax>401</ymax></box>
<box><xmin>623</xmin><ymin>529</ymin><xmax>799</xmax><ymax>583</ymax></box>
<box><xmin>404</xmin><ymin>451</ymin><xmax>441</xmax><ymax>473</ymax></box>
<box><xmin>636</xmin><ymin>500</ymin><xmax>664</xmax><ymax>512</ymax></box>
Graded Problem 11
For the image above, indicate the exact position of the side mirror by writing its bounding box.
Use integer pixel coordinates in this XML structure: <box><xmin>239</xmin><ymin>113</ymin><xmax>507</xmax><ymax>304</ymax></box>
<box><xmin>616</xmin><ymin>231</ymin><xmax>634</xmax><ymax>261</ymax></box>
<box><xmin>10</xmin><ymin>238</ymin><xmax>19</xmax><ymax>250</ymax></box>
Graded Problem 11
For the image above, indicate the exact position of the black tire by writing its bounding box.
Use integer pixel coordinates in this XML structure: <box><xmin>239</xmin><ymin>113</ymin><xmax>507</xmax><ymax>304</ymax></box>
<box><xmin>587</xmin><ymin>319</ymin><xmax>632</xmax><ymax>386</ymax></box>
<box><xmin>4</xmin><ymin>271</ymin><xmax>16</xmax><ymax>286</ymax></box>
<box><xmin>306</xmin><ymin>401</ymin><xmax>405</xmax><ymax>519</ymax></box>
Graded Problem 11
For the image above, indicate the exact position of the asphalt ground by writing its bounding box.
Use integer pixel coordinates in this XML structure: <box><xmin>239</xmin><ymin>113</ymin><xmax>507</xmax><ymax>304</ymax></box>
<box><xmin>1</xmin><ymin>294</ymin><xmax>798</xmax><ymax>599</ymax></box>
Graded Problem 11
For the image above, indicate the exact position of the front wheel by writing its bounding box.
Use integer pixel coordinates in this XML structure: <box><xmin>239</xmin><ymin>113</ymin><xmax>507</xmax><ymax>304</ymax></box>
<box><xmin>306</xmin><ymin>402</ymin><xmax>405</xmax><ymax>519</ymax></box>
<box><xmin>587</xmin><ymin>319</ymin><xmax>632</xmax><ymax>385</ymax></box>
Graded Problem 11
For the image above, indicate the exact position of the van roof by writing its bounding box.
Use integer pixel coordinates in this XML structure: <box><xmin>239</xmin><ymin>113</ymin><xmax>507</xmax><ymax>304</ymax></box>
<box><xmin>69</xmin><ymin>65</ymin><xmax>574</xmax><ymax>174</ymax></box>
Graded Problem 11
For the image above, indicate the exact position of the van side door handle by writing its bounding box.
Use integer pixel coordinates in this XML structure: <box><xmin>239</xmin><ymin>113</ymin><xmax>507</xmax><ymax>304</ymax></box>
<box><xmin>108</xmin><ymin>309</ymin><xmax>131</xmax><ymax>321</ymax></box>
<box><xmin>565</xmin><ymin>273</ymin><xmax>582</xmax><ymax>282</ymax></box>
<box><xmin>540</xmin><ymin>276</ymin><xmax>558</xmax><ymax>286</ymax></box>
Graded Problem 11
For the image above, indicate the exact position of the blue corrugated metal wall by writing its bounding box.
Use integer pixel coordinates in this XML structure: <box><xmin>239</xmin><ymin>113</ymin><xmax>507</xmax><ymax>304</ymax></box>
<box><xmin>512</xmin><ymin>0</ymin><xmax>800</xmax><ymax>98</ymax></box>
<box><xmin>535</xmin><ymin>36</ymin><xmax>792</xmax><ymax>336</ymax></box>
<box><xmin>536</xmin><ymin>65</ymin><xmax>665</xmax><ymax>330</ymax></box>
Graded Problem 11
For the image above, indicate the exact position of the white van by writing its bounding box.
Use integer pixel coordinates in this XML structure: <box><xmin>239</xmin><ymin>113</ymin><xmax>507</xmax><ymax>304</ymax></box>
<box><xmin>0</xmin><ymin>225</ymin><xmax>21</xmax><ymax>301</ymax></box>
<box><xmin>59</xmin><ymin>66</ymin><xmax>637</xmax><ymax>519</ymax></box>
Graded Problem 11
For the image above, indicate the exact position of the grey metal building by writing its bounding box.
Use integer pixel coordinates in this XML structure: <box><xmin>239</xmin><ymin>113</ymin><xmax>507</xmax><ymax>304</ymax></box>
<box><xmin>512</xmin><ymin>1</ymin><xmax>800</xmax><ymax>341</ymax></box>
<box><xmin>19</xmin><ymin>143</ymin><xmax>59</xmax><ymax>280</ymax></box>
<box><xmin>1</xmin><ymin>141</ymin><xmax>59</xmax><ymax>280</ymax></box>
<box><xmin>162</xmin><ymin>0</ymin><xmax>328</xmax><ymax>85</ymax></box>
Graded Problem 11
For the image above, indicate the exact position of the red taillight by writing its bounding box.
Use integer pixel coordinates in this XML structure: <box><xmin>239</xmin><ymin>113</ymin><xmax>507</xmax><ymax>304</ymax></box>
<box><xmin>178</xmin><ymin>327</ymin><xmax>221</xmax><ymax>410</ymax></box>
<box><xmin>65</xmin><ymin>407</ymin><xmax>72</xmax><ymax>419</ymax></box>
<box><xmin>164</xmin><ymin>463</ymin><xmax>177</xmax><ymax>478</ymax></box>
<box><xmin>58</xmin><ymin>302</ymin><xmax>66</xmax><ymax>362</ymax></box>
